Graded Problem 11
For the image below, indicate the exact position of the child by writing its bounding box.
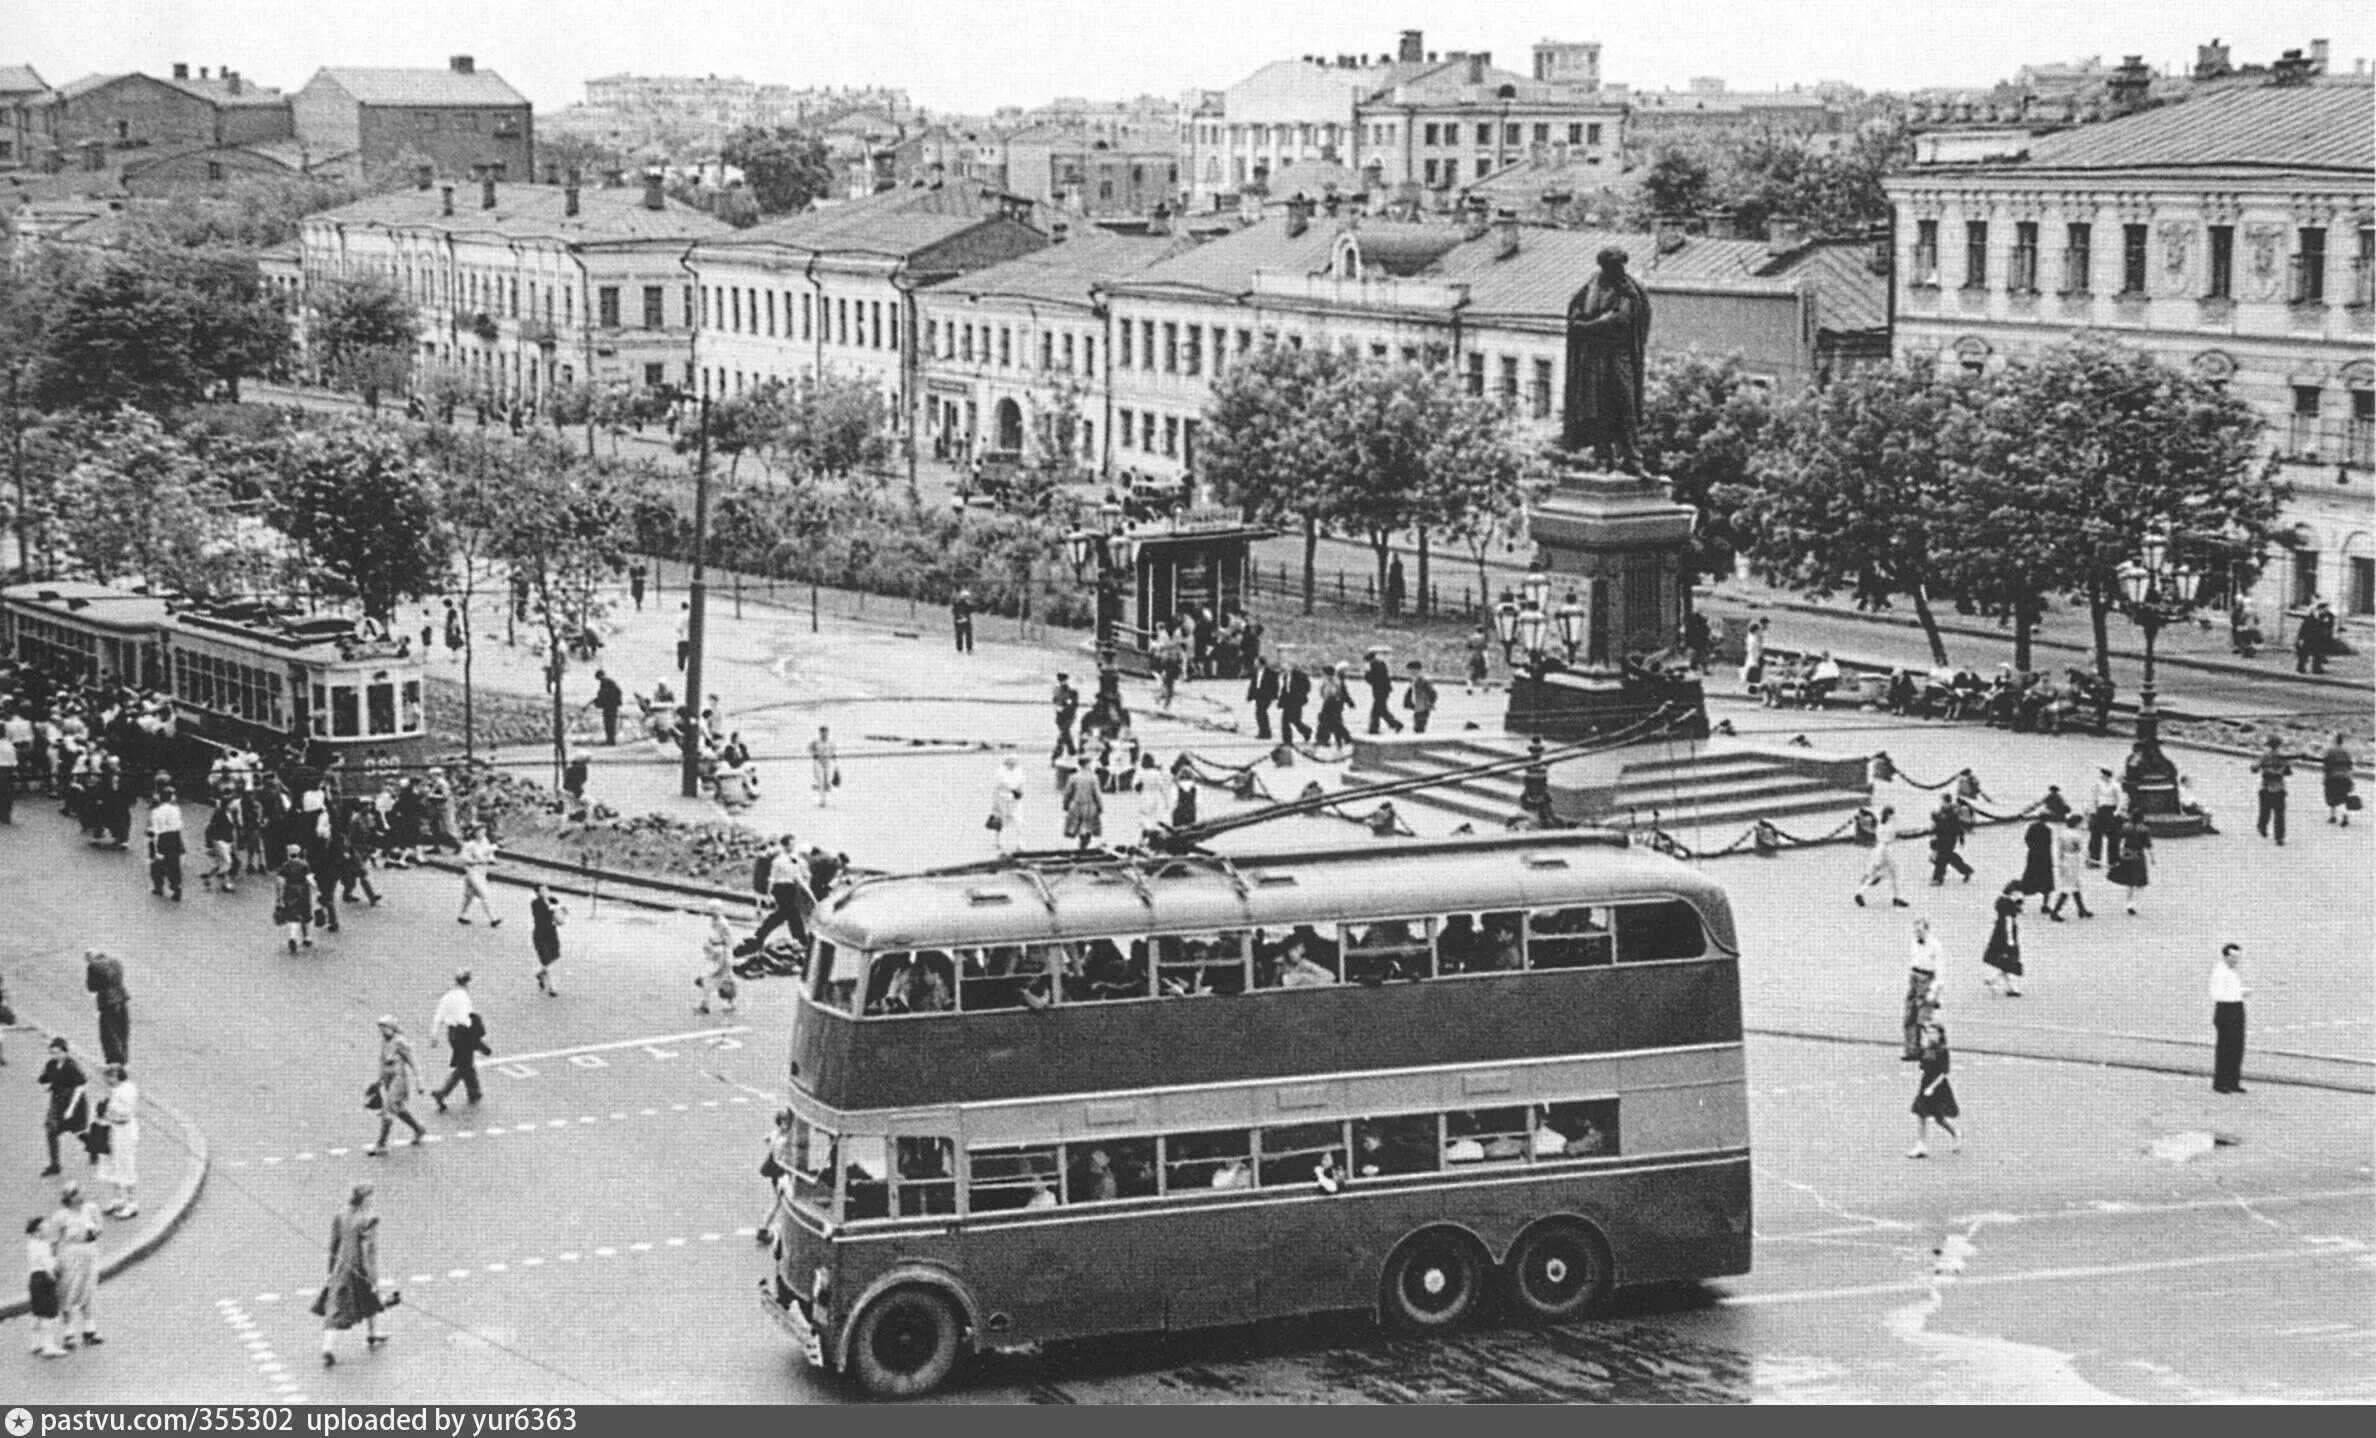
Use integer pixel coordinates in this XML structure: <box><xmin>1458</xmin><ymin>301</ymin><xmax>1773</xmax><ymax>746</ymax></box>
<box><xmin>25</xmin><ymin>1217</ymin><xmax>65</xmax><ymax>1357</ymax></box>
<box><xmin>275</xmin><ymin>857</ymin><xmax>315</xmax><ymax>953</ymax></box>
<box><xmin>696</xmin><ymin>902</ymin><xmax>739</xmax><ymax>1016</ymax></box>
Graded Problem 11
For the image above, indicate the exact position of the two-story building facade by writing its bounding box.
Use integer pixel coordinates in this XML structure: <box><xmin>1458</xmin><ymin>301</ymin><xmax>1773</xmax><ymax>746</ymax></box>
<box><xmin>294</xmin><ymin>57</ymin><xmax>532</xmax><ymax>186</ymax></box>
<box><xmin>296</xmin><ymin>172</ymin><xmax>729</xmax><ymax>405</ymax></box>
<box><xmin>47</xmin><ymin>66</ymin><xmax>295</xmax><ymax>183</ymax></box>
<box><xmin>686</xmin><ymin>180</ymin><xmax>1048</xmax><ymax>444</ymax></box>
<box><xmin>1356</xmin><ymin>51</ymin><xmax>1623</xmax><ymax>197</ymax></box>
<box><xmin>913</xmin><ymin>227</ymin><xmax>1186</xmax><ymax>463</ymax></box>
<box><xmin>1885</xmin><ymin>78</ymin><xmax>2375</xmax><ymax>624</ymax></box>
<box><xmin>1099</xmin><ymin>203</ymin><xmax>1873</xmax><ymax>485</ymax></box>
<box><xmin>0</xmin><ymin>65</ymin><xmax>55</xmax><ymax>171</ymax></box>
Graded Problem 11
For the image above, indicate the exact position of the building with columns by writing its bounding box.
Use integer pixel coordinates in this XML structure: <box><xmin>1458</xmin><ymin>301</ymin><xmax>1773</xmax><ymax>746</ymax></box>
<box><xmin>1884</xmin><ymin>77</ymin><xmax>2375</xmax><ymax>626</ymax></box>
<box><xmin>294</xmin><ymin>171</ymin><xmax>729</xmax><ymax>405</ymax></box>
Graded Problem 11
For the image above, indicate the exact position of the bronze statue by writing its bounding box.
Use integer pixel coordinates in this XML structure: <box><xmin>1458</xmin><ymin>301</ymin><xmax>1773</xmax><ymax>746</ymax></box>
<box><xmin>1561</xmin><ymin>247</ymin><xmax>1653</xmax><ymax>473</ymax></box>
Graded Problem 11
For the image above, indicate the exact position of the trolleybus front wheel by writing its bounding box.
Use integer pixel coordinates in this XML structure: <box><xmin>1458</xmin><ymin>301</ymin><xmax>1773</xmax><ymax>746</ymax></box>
<box><xmin>1504</xmin><ymin>1220</ymin><xmax>1613</xmax><ymax>1323</ymax></box>
<box><xmin>848</xmin><ymin>1286</ymin><xmax>964</xmax><ymax>1398</ymax></box>
<box><xmin>1380</xmin><ymin>1230</ymin><xmax>1486</xmax><ymax>1334</ymax></box>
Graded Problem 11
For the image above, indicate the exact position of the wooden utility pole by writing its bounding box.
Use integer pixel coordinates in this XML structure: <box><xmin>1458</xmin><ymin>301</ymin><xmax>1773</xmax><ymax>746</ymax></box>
<box><xmin>680</xmin><ymin>396</ymin><xmax>713</xmax><ymax>798</ymax></box>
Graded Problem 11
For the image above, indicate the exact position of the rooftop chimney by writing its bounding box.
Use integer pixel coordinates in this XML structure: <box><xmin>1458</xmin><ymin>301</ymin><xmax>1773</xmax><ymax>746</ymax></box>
<box><xmin>172</xmin><ymin>63</ymin><xmax>189</xmax><ymax>80</ymax></box>
<box><xmin>414</xmin><ymin>162</ymin><xmax>433</xmax><ymax>191</ymax></box>
<box><xmin>226</xmin><ymin>72</ymin><xmax>241</xmax><ymax>96</ymax></box>
<box><xmin>642</xmin><ymin>169</ymin><xmax>665</xmax><ymax>211</ymax></box>
<box><xmin>441</xmin><ymin>184</ymin><xmax>454</xmax><ymax>217</ymax></box>
<box><xmin>199</xmin><ymin>67</ymin><xmax>210</xmax><ymax>80</ymax></box>
<box><xmin>1399</xmin><ymin>29</ymin><xmax>1424</xmax><ymax>63</ymax></box>
<box><xmin>2108</xmin><ymin>55</ymin><xmax>2154</xmax><ymax>108</ymax></box>
<box><xmin>1284</xmin><ymin>194</ymin><xmax>1311</xmax><ymax>238</ymax></box>
<box><xmin>564</xmin><ymin>172</ymin><xmax>580</xmax><ymax>218</ymax></box>
<box><xmin>481</xmin><ymin>175</ymin><xmax>497</xmax><ymax>209</ymax></box>
<box><xmin>450</xmin><ymin>55</ymin><xmax>475</xmax><ymax>75</ymax></box>
<box><xmin>2309</xmin><ymin>38</ymin><xmax>2331</xmax><ymax>73</ymax></box>
<box><xmin>1494</xmin><ymin>207</ymin><xmax>1519</xmax><ymax>260</ymax></box>
<box><xmin>1467</xmin><ymin>53</ymin><xmax>1487</xmax><ymax>85</ymax></box>
<box><xmin>1766</xmin><ymin>220</ymin><xmax>1804</xmax><ymax>256</ymax></box>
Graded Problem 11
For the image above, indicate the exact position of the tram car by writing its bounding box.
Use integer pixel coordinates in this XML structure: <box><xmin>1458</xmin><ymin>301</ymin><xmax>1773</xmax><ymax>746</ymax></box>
<box><xmin>3</xmin><ymin>582</ymin><xmax>431</xmax><ymax>772</ymax></box>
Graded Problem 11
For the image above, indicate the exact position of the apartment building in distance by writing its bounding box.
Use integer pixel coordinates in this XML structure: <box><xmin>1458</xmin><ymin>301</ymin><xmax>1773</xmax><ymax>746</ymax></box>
<box><xmin>294</xmin><ymin>170</ymin><xmax>729</xmax><ymax>404</ymax></box>
<box><xmin>1885</xmin><ymin>76</ymin><xmax>2375</xmax><ymax>623</ymax></box>
<box><xmin>1182</xmin><ymin>31</ymin><xmax>1619</xmax><ymax>212</ymax></box>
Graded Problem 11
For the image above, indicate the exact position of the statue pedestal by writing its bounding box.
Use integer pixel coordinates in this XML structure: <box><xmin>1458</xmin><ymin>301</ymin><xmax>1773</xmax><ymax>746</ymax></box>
<box><xmin>1504</xmin><ymin>456</ymin><xmax>1709</xmax><ymax>742</ymax></box>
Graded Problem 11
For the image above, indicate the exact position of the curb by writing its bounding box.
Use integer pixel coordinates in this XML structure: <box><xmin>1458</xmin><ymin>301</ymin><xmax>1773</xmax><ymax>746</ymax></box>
<box><xmin>1711</xmin><ymin>590</ymin><xmax>2373</xmax><ymax>695</ymax></box>
<box><xmin>1748</xmin><ymin>1025</ymin><xmax>2376</xmax><ymax>1095</ymax></box>
<box><xmin>0</xmin><ymin>1022</ymin><xmax>211</xmax><ymax>1321</ymax></box>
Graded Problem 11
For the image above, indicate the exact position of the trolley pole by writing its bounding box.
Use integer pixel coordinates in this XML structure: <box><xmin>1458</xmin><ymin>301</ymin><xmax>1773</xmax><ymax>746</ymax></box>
<box><xmin>680</xmin><ymin>396</ymin><xmax>713</xmax><ymax>799</ymax></box>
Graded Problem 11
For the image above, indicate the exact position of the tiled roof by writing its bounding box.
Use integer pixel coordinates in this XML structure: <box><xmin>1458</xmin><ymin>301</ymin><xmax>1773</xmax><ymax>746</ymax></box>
<box><xmin>710</xmin><ymin>181</ymin><xmax>1027</xmax><ymax>257</ymax></box>
<box><xmin>158</xmin><ymin>75</ymin><xmax>287</xmax><ymax>109</ymax></box>
<box><xmin>1762</xmin><ymin>239</ymin><xmax>1890</xmax><ymax>334</ymax></box>
<box><xmin>2009</xmin><ymin>81</ymin><xmax>2372</xmax><ymax>173</ymax></box>
<box><xmin>59</xmin><ymin>73</ymin><xmax>124</xmax><ymax>99</ymax></box>
<box><xmin>1109</xmin><ymin>214</ymin><xmax>1338</xmax><ymax>297</ymax></box>
<box><xmin>311</xmin><ymin>185</ymin><xmax>731</xmax><ymax>244</ymax></box>
<box><xmin>308</xmin><ymin>67</ymin><xmax>527</xmax><ymax>108</ymax></box>
<box><xmin>0</xmin><ymin>64</ymin><xmax>49</xmax><ymax>96</ymax></box>
<box><xmin>929</xmin><ymin>229</ymin><xmax>1191</xmax><ymax>306</ymax></box>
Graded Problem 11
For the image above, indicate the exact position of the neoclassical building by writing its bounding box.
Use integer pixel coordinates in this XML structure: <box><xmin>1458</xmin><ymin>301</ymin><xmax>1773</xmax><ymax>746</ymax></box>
<box><xmin>1885</xmin><ymin>78</ymin><xmax>2375</xmax><ymax>625</ymax></box>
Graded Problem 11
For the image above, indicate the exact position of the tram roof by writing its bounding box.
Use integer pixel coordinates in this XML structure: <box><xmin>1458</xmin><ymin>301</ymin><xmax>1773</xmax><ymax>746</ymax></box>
<box><xmin>815</xmin><ymin>831</ymin><xmax>1738</xmax><ymax>954</ymax></box>
<box><xmin>2</xmin><ymin>581</ymin><xmax>172</xmax><ymax>633</ymax></box>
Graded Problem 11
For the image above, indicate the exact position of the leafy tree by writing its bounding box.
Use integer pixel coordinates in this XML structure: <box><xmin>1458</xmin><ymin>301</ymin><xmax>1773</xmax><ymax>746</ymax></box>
<box><xmin>269</xmin><ymin>419</ymin><xmax>452</xmax><ymax>621</ymax></box>
<box><xmin>309</xmin><ymin>274</ymin><xmax>419</xmax><ymax>410</ymax></box>
<box><xmin>1950</xmin><ymin>338</ymin><xmax>2276</xmax><ymax>677</ymax></box>
<box><xmin>778</xmin><ymin>372</ymin><xmax>895</xmax><ymax>484</ymax></box>
<box><xmin>137</xmin><ymin>175</ymin><xmax>367</xmax><ymax>250</ymax></box>
<box><xmin>1637</xmin><ymin>147</ymin><xmax>1713</xmax><ymax>220</ymax></box>
<box><xmin>1639</xmin><ymin>354</ymin><xmax>1778</xmax><ymax>583</ymax></box>
<box><xmin>140</xmin><ymin>245</ymin><xmax>290</xmax><ymax>403</ymax></box>
<box><xmin>33</xmin><ymin>264</ymin><xmax>214</xmax><ymax>413</ymax></box>
<box><xmin>47</xmin><ymin>407</ymin><xmax>245</xmax><ymax>594</ymax></box>
<box><xmin>1328</xmin><ymin>363</ymin><xmax>1437</xmax><ymax>613</ymax></box>
<box><xmin>1202</xmin><ymin>344</ymin><xmax>1354</xmax><ymax>613</ymax></box>
<box><xmin>720</xmin><ymin>126</ymin><xmax>836</xmax><ymax>216</ymax></box>
<box><xmin>1420</xmin><ymin>385</ymin><xmax>1537</xmax><ymax>614</ymax></box>
<box><xmin>1727</xmin><ymin>358</ymin><xmax>1977</xmax><ymax>664</ymax></box>
<box><xmin>536</xmin><ymin>135</ymin><xmax>627</xmax><ymax>190</ymax></box>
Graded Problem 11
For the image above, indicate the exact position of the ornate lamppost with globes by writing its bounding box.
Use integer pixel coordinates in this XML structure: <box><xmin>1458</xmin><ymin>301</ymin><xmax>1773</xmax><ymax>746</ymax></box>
<box><xmin>1065</xmin><ymin>495</ymin><xmax>1140</xmax><ymax>673</ymax></box>
<box><xmin>2113</xmin><ymin>528</ymin><xmax>2209</xmax><ymax>835</ymax></box>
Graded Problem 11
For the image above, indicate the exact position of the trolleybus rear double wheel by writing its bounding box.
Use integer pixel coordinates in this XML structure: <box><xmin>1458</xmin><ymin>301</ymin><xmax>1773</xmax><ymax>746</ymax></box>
<box><xmin>848</xmin><ymin>1286</ymin><xmax>964</xmax><ymax>1398</ymax></box>
<box><xmin>1380</xmin><ymin>1230</ymin><xmax>1486</xmax><ymax>1334</ymax></box>
<box><xmin>1504</xmin><ymin>1220</ymin><xmax>1613</xmax><ymax>1322</ymax></box>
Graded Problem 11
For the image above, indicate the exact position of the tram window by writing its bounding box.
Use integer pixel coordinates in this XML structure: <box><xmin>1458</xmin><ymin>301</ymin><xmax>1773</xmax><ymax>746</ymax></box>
<box><xmin>1528</xmin><ymin>907</ymin><xmax>1615</xmax><ymax>969</ymax></box>
<box><xmin>366</xmin><ymin>682</ymin><xmax>397</xmax><ymax>736</ymax></box>
<box><xmin>1533</xmin><ymin>1099</ymin><xmax>1619</xmax><ymax>1159</ymax></box>
<box><xmin>895</xmin><ymin>1137</ymin><xmax>957</xmax><ymax>1216</ymax></box>
<box><xmin>1067</xmin><ymin>1139</ymin><xmax>1157</xmax><ymax>1203</ymax></box>
<box><xmin>968</xmin><ymin>1143</ymin><xmax>1064</xmax><ymax>1212</ymax></box>
<box><xmin>1444</xmin><ymin>1106</ymin><xmax>1529</xmax><ymax>1166</ymax></box>
<box><xmin>959</xmin><ymin>946</ymin><xmax>1037</xmax><ymax>1012</ymax></box>
<box><xmin>331</xmin><ymin>686</ymin><xmax>360</xmax><ymax>738</ymax></box>
<box><xmin>841</xmin><ymin>1136</ymin><xmax>891</xmax><ymax>1221</ymax></box>
<box><xmin>1255</xmin><ymin>923</ymin><xmax>1339</xmax><ymax>989</ymax></box>
<box><xmin>1440</xmin><ymin>911</ymin><xmax>1525</xmax><ymax>975</ymax></box>
<box><xmin>1257</xmin><ymin>1121</ymin><xmax>1346</xmax><ymax>1188</ymax></box>
<box><xmin>1156</xmin><ymin>931</ymin><xmax>1247</xmax><ymax>996</ymax></box>
<box><xmin>809</xmin><ymin>941</ymin><xmax>857</xmax><ymax>1013</ymax></box>
<box><xmin>310</xmin><ymin>684</ymin><xmax>329</xmax><ymax>737</ymax></box>
<box><xmin>1164</xmin><ymin>1129</ymin><xmax>1253</xmax><ymax>1192</ymax></box>
<box><xmin>790</xmin><ymin>1118</ymin><xmax>838</xmax><ymax>1212</ymax></box>
<box><xmin>1352</xmin><ymin>1114</ymin><xmax>1439</xmax><ymax>1178</ymax></box>
<box><xmin>1615</xmin><ymin>899</ymin><xmax>1708</xmax><ymax>962</ymax></box>
<box><xmin>400</xmin><ymin>680</ymin><xmax>421</xmax><ymax>732</ymax></box>
<box><xmin>1345</xmin><ymin>917</ymin><xmax>1432</xmax><ymax>984</ymax></box>
<box><xmin>1078</xmin><ymin>937</ymin><xmax>1149</xmax><ymax>1002</ymax></box>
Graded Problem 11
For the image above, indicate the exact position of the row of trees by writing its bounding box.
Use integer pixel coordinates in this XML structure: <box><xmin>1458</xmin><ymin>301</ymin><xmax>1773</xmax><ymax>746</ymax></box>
<box><xmin>1196</xmin><ymin>336</ymin><xmax>2279</xmax><ymax>680</ymax></box>
<box><xmin>1630</xmin><ymin>123</ymin><xmax>1909</xmax><ymax>239</ymax></box>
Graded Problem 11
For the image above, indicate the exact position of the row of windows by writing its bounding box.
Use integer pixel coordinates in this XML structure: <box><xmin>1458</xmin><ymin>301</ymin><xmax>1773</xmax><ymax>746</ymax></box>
<box><xmin>1914</xmin><ymin>220</ymin><xmax>2374</xmax><ymax>305</ymax></box>
<box><xmin>1113</xmin><ymin>407</ymin><xmax>1198</xmax><ymax>459</ymax></box>
<box><xmin>818</xmin><ymin>900</ymin><xmax>1710</xmax><ymax>1017</ymax></box>
<box><xmin>927</xmin><ymin>319</ymin><xmax>1098</xmax><ymax>374</ymax></box>
<box><xmin>789</xmin><ymin>1097</ymin><xmax>1624</xmax><ymax>1221</ymax></box>
<box><xmin>593</xmin><ymin>285</ymin><xmax>681</xmax><ymax>330</ymax></box>
<box><xmin>1117</xmin><ymin>319</ymin><xmax>1257</xmax><ymax>378</ymax></box>
<box><xmin>304</xmin><ymin>678</ymin><xmax>423</xmax><ymax>740</ymax></box>
<box><xmin>172</xmin><ymin>650</ymin><xmax>288</xmax><ymax>730</ymax></box>
<box><xmin>1419</xmin><ymin>121</ymin><xmax>1602</xmax><ymax>148</ymax></box>
<box><xmin>703</xmin><ymin>286</ymin><xmax>899</xmax><ymax>351</ymax></box>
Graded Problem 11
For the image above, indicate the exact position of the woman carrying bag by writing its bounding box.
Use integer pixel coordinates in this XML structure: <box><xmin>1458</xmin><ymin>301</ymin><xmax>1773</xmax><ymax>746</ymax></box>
<box><xmin>314</xmin><ymin>1182</ymin><xmax>396</xmax><ymax>1364</ymax></box>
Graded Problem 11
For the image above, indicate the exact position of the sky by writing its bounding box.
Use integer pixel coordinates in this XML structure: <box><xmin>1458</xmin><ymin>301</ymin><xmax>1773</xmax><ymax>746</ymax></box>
<box><xmin>9</xmin><ymin>0</ymin><xmax>2371</xmax><ymax>115</ymax></box>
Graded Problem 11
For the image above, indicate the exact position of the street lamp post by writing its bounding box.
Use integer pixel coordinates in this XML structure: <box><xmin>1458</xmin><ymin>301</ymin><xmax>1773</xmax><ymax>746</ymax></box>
<box><xmin>2114</xmin><ymin>529</ymin><xmax>2204</xmax><ymax>834</ymax></box>
<box><xmin>1492</xmin><ymin>588</ymin><xmax>1520</xmax><ymax>665</ymax></box>
<box><xmin>1066</xmin><ymin>497</ymin><xmax>1138</xmax><ymax>673</ymax></box>
<box><xmin>1554</xmin><ymin>589</ymin><xmax>1586</xmax><ymax>666</ymax></box>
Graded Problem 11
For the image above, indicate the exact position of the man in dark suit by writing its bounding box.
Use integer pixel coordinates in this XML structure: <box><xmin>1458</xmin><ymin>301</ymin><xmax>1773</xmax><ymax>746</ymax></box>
<box><xmin>84</xmin><ymin>949</ymin><xmax>130</xmax><ymax>1066</ymax></box>
<box><xmin>1248</xmin><ymin>658</ymin><xmax>1280</xmax><ymax>740</ymax></box>
<box><xmin>1928</xmin><ymin>795</ymin><xmax>1973</xmax><ymax>886</ymax></box>
<box><xmin>1280</xmin><ymin>664</ymin><xmax>1313</xmax><ymax>744</ymax></box>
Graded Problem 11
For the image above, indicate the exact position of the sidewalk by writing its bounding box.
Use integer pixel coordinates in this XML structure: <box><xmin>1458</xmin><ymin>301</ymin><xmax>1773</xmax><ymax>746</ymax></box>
<box><xmin>0</xmin><ymin>1017</ymin><xmax>210</xmax><ymax>1321</ymax></box>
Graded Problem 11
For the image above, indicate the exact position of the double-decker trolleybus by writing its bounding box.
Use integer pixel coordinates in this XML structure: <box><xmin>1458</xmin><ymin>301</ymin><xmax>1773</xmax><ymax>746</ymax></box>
<box><xmin>2</xmin><ymin>583</ymin><xmax>430</xmax><ymax>773</ymax></box>
<box><xmin>760</xmin><ymin>828</ymin><xmax>1750</xmax><ymax>1396</ymax></box>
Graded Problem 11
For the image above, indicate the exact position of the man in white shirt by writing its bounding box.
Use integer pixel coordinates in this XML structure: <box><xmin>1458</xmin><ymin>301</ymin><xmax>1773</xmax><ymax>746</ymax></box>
<box><xmin>2088</xmin><ymin>767</ymin><xmax>2123</xmax><ymax>866</ymax></box>
<box><xmin>146</xmin><ymin>789</ymin><xmax>186</xmax><ymax>900</ymax></box>
<box><xmin>2210</xmin><ymin>944</ymin><xmax>2250</xmax><ymax>1095</ymax></box>
<box><xmin>429</xmin><ymin>970</ymin><xmax>487</xmax><ymax>1110</ymax></box>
